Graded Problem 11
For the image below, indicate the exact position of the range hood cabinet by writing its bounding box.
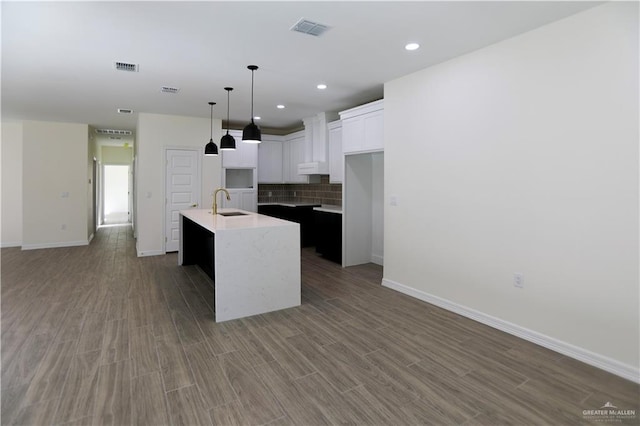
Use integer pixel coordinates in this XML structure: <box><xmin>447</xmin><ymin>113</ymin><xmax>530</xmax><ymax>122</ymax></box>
<box><xmin>297</xmin><ymin>161</ymin><xmax>328</xmax><ymax>175</ymax></box>
<box><xmin>297</xmin><ymin>112</ymin><xmax>338</xmax><ymax>175</ymax></box>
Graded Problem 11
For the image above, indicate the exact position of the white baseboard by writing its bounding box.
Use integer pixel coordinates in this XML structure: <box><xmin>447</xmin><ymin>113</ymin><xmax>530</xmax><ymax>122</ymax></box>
<box><xmin>136</xmin><ymin>249</ymin><xmax>164</xmax><ymax>257</ymax></box>
<box><xmin>382</xmin><ymin>278</ymin><xmax>639</xmax><ymax>384</ymax></box>
<box><xmin>0</xmin><ymin>241</ymin><xmax>22</xmax><ymax>248</ymax></box>
<box><xmin>88</xmin><ymin>233</ymin><xmax>94</xmax><ymax>243</ymax></box>
<box><xmin>371</xmin><ymin>254</ymin><xmax>384</xmax><ymax>266</ymax></box>
<box><xmin>21</xmin><ymin>240</ymin><xmax>89</xmax><ymax>250</ymax></box>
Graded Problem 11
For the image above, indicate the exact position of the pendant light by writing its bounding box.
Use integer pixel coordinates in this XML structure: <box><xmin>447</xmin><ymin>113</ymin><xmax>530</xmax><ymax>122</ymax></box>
<box><xmin>204</xmin><ymin>102</ymin><xmax>218</xmax><ymax>156</ymax></box>
<box><xmin>220</xmin><ymin>87</ymin><xmax>236</xmax><ymax>150</ymax></box>
<box><xmin>242</xmin><ymin>65</ymin><xmax>261</xmax><ymax>143</ymax></box>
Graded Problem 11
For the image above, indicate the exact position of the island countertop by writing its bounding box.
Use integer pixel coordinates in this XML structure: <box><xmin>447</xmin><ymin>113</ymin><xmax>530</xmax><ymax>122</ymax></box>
<box><xmin>179</xmin><ymin>208</ymin><xmax>301</xmax><ymax>322</ymax></box>
<box><xmin>180</xmin><ymin>208</ymin><xmax>297</xmax><ymax>233</ymax></box>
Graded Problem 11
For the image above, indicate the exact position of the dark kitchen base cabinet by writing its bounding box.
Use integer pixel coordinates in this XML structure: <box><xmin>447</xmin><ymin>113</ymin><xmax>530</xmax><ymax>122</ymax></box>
<box><xmin>258</xmin><ymin>204</ymin><xmax>318</xmax><ymax>247</ymax></box>
<box><xmin>182</xmin><ymin>216</ymin><xmax>215</xmax><ymax>280</ymax></box>
<box><xmin>314</xmin><ymin>210</ymin><xmax>342</xmax><ymax>264</ymax></box>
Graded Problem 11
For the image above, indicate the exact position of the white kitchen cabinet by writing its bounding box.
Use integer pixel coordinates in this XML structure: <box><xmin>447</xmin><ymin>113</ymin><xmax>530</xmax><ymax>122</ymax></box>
<box><xmin>222</xmin><ymin>189</ymin><xmax>257</xmax><ymax>212</ymax></box>
<box><xmin>283</xmin><ymin>133</ymin><xmax>307</xmax><ymax>183</ymax></box>
<box><xmin>222</xmin><ymin>130</ymin><xmax>258</xmax><ymax>168</ymax></box>
<box><xmin>328</xmin><ymin>120</ymin><xmax>343</xmax><ymax>183</ymax></box>
<box><xmin>257</xmin><ymin>138</ymin><xmax>283</xmax><ymax>183</ymax></box>
<box><xmin>339</xmin><ymin>99</ymin><xmax>384</xmax><ymax>155</ymax></box>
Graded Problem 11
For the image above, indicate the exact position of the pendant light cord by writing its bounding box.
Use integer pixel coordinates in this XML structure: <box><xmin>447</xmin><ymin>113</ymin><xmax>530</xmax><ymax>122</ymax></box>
<box><xmin>226</xmin><ymin>90</ymin><xmax>231</xmax><ymax>135</ymax></box>
<box><xmin>210</xmin><ymin>103</ymin><xmax>213</xmax><ymax>139</ymax></box>
<box><xmin>250</xmin><ymin>69</ymin><xmax>255</xmax><ymax>123</ymax></box>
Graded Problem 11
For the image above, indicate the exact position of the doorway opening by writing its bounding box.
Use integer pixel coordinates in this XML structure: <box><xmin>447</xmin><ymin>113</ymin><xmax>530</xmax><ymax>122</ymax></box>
<box><xmin>103</xmin><ymin>164</ymin><xmax>130</xmax><ymax>225</ymax></box>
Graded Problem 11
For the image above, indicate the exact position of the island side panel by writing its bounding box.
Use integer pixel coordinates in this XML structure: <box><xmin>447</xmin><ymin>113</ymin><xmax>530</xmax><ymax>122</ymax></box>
<box><xmin>214</xmin><ymin>223</ymin><xmax>301</xmax><ymax>322</ymax></box>
<box><xmin>179</xmin><ymin>215</ymin><xmax>215</xmax><ymax>280</ymax></box>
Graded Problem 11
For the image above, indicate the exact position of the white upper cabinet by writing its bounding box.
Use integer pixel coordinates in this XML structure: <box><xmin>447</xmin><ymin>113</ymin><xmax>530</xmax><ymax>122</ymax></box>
<box><xmin>222</xmin><ymin>130</ymin><xmax>258</xmax><ymax>168</ymax></box>
<box><xmin>221</xmin><ymin>189</ymin><xmax>257</xmax><ymax>212</ymax></box>
<box><xmin>339</xmin><ymin>100</ymin><xmax>384</xmax><ymax>155</ymax></box>
<box><xmin>328</xmin><ymin>121</ymin><xmax>343</xmax><ymax>183</ymax></box>
<box><xmin>257</xmin><ymin>135</ymin><xmax>284</xmax><ymax>183</ymax></box>
<box><xmin>283</xmin><ymin>132</ymin><xmax>307</xmax><ymax>183</ymax></box>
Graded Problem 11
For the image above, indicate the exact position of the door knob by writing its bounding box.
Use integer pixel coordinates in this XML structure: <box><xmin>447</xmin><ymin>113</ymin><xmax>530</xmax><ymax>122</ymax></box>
<box><xmin>190</xmin><ymin>203</ymin><xmax>198</xmax><ymax>207</ymax></box>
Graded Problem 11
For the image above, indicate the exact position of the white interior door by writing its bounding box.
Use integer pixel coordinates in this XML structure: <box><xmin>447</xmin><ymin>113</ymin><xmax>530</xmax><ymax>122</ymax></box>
<box><xmin>165</xmin><ymin>149</ymin><xmax>200</xmax><ymax>252</ymax></box>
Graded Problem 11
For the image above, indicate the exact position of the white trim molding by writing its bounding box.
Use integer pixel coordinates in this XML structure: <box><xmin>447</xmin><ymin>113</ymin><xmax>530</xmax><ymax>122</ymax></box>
<box><xmin>21</xmin><ymin>240</ymin><xmax>89</xmax><ymax>250</ymax></box>
<box><xmin>382</xmin><ymin>278</ymin><xmax>640</xmax><ymax>384</ymax></box>
<box><xmin>0</xmin><ymin>241</ymin><xmax>22</xmax><ymax>248</ymax></box>
<box><xmin>136</xmin><ymin>249</ymin><xmax>164</xmax><ymax>257</ymax></box>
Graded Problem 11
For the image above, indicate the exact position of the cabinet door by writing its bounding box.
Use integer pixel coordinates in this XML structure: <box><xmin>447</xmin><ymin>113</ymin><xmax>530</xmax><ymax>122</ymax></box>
<box><xmin>284</xmin><ymin>137</ymin><xmax>307</xmax><ymax>183</ymax></box>
<box><xmin>221</xmin><ymin>190</ymin><xmax>242</xmax><ymax>209</ymax></box>
<box><xmin>221</xmin><ymin>142</ymin><xmax>241</xmax><ymax>168</ymax></box>
<box><xmin>223</xmin><ymin>139</ymin><xmax>258</xmax><ymax>168</ymax></box>
<box><xmin>240</xmin><ymin>191</ymin><xmax>257</xmax><ymax>212</ymax></box>
<box><xmin>258</xmin><ymin>141</ymin><xmax>283</xmax><ymax>183</ymax></box>
<box><xmin>329</xmin><ymin>125</ymin><xmax>343</xmax><ymax>183</ymax></box>
<box><xmin>342</xmin><ymin>117</ymin><xmax>363</xmax><ymax>154</ymax></box>
<box><xmin>363</xmin><ymin>110</ymin><xmax>384</xmax><ymax>151</ymax></box>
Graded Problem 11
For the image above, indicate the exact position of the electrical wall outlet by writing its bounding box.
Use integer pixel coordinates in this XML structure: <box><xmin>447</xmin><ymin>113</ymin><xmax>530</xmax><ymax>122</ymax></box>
<box><xmin>513</xmin><ymin>272</ymin><xmax>524</xmax><ymax>288</ymax></box>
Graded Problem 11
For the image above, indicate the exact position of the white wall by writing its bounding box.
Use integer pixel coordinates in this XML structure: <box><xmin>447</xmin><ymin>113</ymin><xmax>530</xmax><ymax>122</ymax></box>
<box><xmin>371</xmin><ymin>152</ymin><xmax>384</xmax><ymax>265</ymax></box>
<box><xmin>22</xmin><ymin>121</ymin><xmax>89</xmax><ymax>248</ymax></box>
<box><xmin>102</xmin><ymin>145</ymin><xmax>133</xmax><ymax>164</ymax></box>
<box><xmin>1</xmin><ymin>121</ymin><xmax>23</xmax><ymax>247</ymax></box>
<box><xmin>87</xmin><ymin>129</ymin><xmax>98</xmax><ymax>239</ymax></box>
<box><xmin>136</xmin><ymin>112</ymin><xmax>221</xmax><ymax>256</ymax></box>
<box><xmin>383</xmin><ymin>2</ymin><xmax>639</xmax><ymax>379</ymax></box>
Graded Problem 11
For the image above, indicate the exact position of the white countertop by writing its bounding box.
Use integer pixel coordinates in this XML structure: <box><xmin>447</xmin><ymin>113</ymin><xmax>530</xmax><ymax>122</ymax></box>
<box><xmin>313</xmin><ymin>205</ymin><xmax>343</xmax><ymax>214</ymax></box>
<box><xmin>180</xmin><ymin>208</ymin><xmax>297</xmax><ymax>233</ymax></box>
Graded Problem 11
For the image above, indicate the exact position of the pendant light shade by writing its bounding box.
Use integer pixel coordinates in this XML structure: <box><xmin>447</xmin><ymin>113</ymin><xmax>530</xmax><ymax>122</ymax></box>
<box><xmin>242</xmin><ymin>65</ymin><xmax>261</xmax><ymax>143</ymax></box>
<box><xmin>204</xmin><ymin>102</ymin><xmax>218</xmax><ymax>156</ymax></box>
<box><xmin>220</xmin><ymin>87</ymin><xmax>236</xmax><ymax>150</ymax></box>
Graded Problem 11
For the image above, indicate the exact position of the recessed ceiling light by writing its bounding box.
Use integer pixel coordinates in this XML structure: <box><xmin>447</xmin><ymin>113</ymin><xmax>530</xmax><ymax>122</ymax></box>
<box><xmin>254</xmin><ymin>116</ymin><xmax>261</xmax><ymax>120</ymax></box>
<box><xmin>277</xmin><ymin>105</ymin><xmax>285</xmax><ymax>109</ymax></box>
<box><xmin>405</xmin><ymin>42</ymin><xmax>420</xmax><ymax>51</ymax></box>
<box><xmin>317</xmin><ymin>84</ymin><xmax>327</xmax><ymax>90</ymax></box>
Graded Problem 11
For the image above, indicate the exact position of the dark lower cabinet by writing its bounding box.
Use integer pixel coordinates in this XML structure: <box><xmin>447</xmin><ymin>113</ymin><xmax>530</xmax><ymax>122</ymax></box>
<box><xmin>314</xmin><ymin>211</ymin><xmax>342</xmax><ymax>264</ymax></box>
<box><xmin>182</xmin><ymin>216</ymin><xmax>215</xmax><ymax>280</ymax></box>
<box><xmin>258</xmin><ymin>205</ymin><xmax>318</xmax><ymax>247</ymax></box>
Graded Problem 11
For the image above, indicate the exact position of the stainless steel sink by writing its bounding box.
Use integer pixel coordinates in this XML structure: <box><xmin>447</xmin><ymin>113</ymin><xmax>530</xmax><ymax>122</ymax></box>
<box><xmin>218</xmin><ymin>211</ymin><xmax>248</xmax><ymax>217</ymax></box>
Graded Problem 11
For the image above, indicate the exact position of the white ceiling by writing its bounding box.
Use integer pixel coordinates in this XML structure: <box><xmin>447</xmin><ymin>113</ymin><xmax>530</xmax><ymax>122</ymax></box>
<box><xmin>1</xmin><ymin>1</ymin><xmax>599</xmax><ymax>134</ymax></box>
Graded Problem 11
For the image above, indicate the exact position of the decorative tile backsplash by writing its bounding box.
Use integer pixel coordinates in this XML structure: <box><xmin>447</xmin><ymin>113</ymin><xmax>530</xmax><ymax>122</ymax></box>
<box><xmin>258</xmin><ymin>175</ymin><xmax>342</xmax><ymax>206</ymax></box>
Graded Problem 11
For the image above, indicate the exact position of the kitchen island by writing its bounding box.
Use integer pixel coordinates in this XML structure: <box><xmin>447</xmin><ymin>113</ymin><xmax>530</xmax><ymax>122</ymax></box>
<box><xmin>179</xmin><ymin>208</ymin><xmax>300</xmax><ymax>322</ymax></box>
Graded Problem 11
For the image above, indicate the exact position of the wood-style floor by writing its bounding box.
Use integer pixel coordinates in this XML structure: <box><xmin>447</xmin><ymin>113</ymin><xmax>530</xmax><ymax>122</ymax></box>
<box><xmin>1</xmin><ymin>225</ymin><xmax>638</xmax><ymax>425</ymax></box>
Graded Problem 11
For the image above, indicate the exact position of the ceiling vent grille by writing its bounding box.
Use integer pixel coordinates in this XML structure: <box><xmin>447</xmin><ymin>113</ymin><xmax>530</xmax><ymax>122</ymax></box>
<box><xmin>161</xmin><ymin>86</ymin><xmax>180</xmax><ymax>94</ymax></box>
<box><xmin>290</xmin><ymin>18</ymin><xmax>330</xmax><ymax>37</ymax></box>
<box><xmin>117</xmin><ymin>108</ymin><xmax>133</xmax><ymax>114</ymax></box>
<box><xmin>96</xmin><ymin>129</ymin><xmax>132</xmax><ymax>136</ymax></box>
<box><xmin>114</xmin><ymin>61</ymin><xmax>139</xmax><ymax>72</ymax></box>
<box><xmin>109</xmin><ymin>136</ymin><xmax>122</xmax><ymax>140</ymax></box>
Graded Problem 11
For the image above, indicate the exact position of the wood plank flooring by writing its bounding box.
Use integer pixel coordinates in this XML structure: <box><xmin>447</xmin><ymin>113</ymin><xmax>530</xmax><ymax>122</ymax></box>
<box><xmin>1</xmin><ymin>225</ymin><xmax>638</xmax><ymax>425</ymax></box>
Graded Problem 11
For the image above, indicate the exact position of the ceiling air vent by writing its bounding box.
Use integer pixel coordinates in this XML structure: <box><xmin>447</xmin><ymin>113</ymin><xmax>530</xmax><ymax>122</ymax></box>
<box><xmin>117</xmin><ymin>108</ymin><xmax>133</xmax><ymax>114</ymax></box>
<box><xmin>290</xmin><ymin>18</ymin><xmax>330</xmax><ymax>37</ymax></box>
<box><xmin>161</xmin><ymin>86</ymin><xmax>180</xmax><ymax>94</ymax></box>
<box><xmin>114</xmin><ymin>61</ymin><xmax>139</xmax><ymax>72</ymax></box>
<box><xmin>109</xmin><ymin>136</ymin><xmax>122</xmax><ymax>140</ymax></box>
<box><xmin>95</xmin><ymin>129</ymin><xmax>132</xmax><ymax>136</ymax></box>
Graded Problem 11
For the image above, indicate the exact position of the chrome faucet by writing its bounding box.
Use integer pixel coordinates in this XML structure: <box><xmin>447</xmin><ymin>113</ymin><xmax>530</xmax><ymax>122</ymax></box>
<box><xmin>212</xmin><ymin>188</ymin><xmax>230</xmax><ymax>215</ymax></box>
